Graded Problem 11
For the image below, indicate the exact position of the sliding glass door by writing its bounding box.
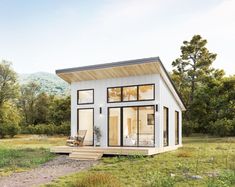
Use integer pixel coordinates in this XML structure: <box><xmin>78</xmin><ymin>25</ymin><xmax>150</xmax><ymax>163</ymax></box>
<box><xmin>108</xmin><ymin>106</ymin><xmax>155</xmax><ymax>147</ymax></box>
<box><xmin>108</xmin><ymin>108</ymin><xmax>121</xmax><ymax>146</ymax></box>
<box><xmin>123</xmin><ymin>107</ymin><xmax>138</xmax><ymax>146</ymax></box>
<box><xmin>139</xmin><ymin>106</ymin><xmax>155</xmax><ymax>147</ymax></box>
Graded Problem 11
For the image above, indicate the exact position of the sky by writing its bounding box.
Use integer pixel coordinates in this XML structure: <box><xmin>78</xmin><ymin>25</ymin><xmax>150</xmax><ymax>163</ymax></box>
<box><xmin>0</xmin><ymin>0</ymin><xmax>234</xmax><ymax>75</ymax></box>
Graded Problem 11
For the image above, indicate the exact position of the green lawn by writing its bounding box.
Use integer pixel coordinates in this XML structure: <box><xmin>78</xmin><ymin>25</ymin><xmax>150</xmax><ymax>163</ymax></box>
<box><xmin>0</xmin><ymin>135</ymin><xmax>234</xmax><ymax>186</ymax></box>
<box><xmin>0</xmin><ymin>135</ymin><xmax>66</xmax><ymax>176</ymax></box>
<box><xmin>46</xmin><ymin>136</ymin><xmax>235</xmax><ymax>187</ymax></box>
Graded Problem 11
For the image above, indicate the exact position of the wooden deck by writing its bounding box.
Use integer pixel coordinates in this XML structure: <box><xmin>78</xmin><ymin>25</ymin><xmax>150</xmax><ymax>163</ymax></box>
<box><xmin>50</xmin><ymin>145</ymin><xmax>181</xmax><ymax>160</ymax></box>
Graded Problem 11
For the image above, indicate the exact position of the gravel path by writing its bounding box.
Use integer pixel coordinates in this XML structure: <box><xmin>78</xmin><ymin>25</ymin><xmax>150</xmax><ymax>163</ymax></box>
<box><xmin>0</xmin><ymin>155</ymin><xmax>98</xmax><ymax>187</ymax></box>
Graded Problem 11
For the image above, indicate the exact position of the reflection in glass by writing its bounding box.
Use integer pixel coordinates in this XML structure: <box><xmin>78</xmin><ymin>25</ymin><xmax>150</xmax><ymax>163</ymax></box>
<box><xmin>139</xmin><ymin>106</ymin><xmax>154</xmax><ymax>146</ymax></box>
<box><xmin>109</xmin><ymin>108</ymin><xmax>121</xmax><ymax>146</ymax></box>
<box><xmin>123</xmin><ymin>107</ymin><xmax>137</xmax><ymax>146</ymax></box>
<box><xmin>108</xmin><ymin>88</ymin><xmax>121</xmax><ymax>102</ymax></box>
<box><xmin>163</xmin><ymin>107</ymin><xmax>169</xmax><ymax>146</ymax></box>
<box><xmin>122</xmin><ymin>86</ymin><xmax>137</xmax><ymax>101</ymax></box>
<box><xmin>139</xmin><ymin>85</ymin><xmax>154</xmax><ymax>100</ymax></box>
<box><xmin>78</xmin><ymin>90</ymin><xmax>93</xmax><ymax>104</ymax></box>
<box><xmin>175</xmin><ymin>111</ymin><xmax>179</xmax><ymax>145</ymax></box>
<box><xmin>78</xmin><ymin>109</ymin><xmax>93</xmax><ymax>145</ymax></box>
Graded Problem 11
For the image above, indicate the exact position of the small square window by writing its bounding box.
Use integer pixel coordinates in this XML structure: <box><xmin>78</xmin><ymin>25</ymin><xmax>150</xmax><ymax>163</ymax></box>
<box><xmin>77</xmin><ymin>89</ymin><xmax>94</xmax><ymax>104</ymax></box>
<box><xmin>108</xmin><ymin>87</ymin><xmax>121</xmax><ymax>102</ymax></box>
<box><xmin>122</xmin><ymin>86</ymin><xmax>137</xmax><ymax>101</ymax></box>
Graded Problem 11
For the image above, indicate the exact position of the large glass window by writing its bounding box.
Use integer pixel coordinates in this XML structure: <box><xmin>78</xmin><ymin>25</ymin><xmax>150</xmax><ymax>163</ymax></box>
<box><xmin>107</xmin><ymin>87</ymin><xmax>121</xmax><ymax>102</ymax></box>
<box><xmin>77</xmin><ymin>89</ymin><xmax>94</xmax><ymax>104</ymax></box>
<box><xmin>163</xmin><ymin>107</ymin><xmax>169</xmax><ymax>147</ymax></box>
<box><xmin>123</xmin><ymin>86</ymin><xmax>137</xmax><ymax>101</ymax></box>
<box><xmin>138</xmin><ymin>85</ymin><xmax>154</xmax><ymax>100</ymax></box>
<box><xmin>175</xmin><ymin>111</ymin><xmax>179</xmax><ymax>145</ymax></box>
<box><xmin>77</xmin><ymin>108</ymin><xmax>94</xmax><ymax>145</ymax></box>
<box><xmin>108</xmin><ymin>105</ymin><xmax>155</xmax><ymax>147</ymax></box>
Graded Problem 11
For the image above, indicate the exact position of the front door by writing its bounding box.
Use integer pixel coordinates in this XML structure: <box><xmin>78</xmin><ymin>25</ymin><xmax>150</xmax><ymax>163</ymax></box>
<box><xmin>77</xmin><ymin>108</ymin><xmax>94</xmax><ymax>146</ymax></box>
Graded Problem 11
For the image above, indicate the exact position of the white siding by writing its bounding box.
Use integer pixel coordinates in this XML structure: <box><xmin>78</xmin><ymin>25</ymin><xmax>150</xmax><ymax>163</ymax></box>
<box><xmin>70</xmin><ymin>73</ymin><xmax>182</xmax><ymax>149</ymax></box>
<box><xmin>159</xmin><ymin>75</ymin><xmax>182</xmax><ymax>147</ymax></box>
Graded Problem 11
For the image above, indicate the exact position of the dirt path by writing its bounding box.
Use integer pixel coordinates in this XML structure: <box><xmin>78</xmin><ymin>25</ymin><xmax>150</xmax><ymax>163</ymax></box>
<box><xmin>0</xmin><ymin>155</ymin><xmax>98</xmax><ymax>187</ymax></box>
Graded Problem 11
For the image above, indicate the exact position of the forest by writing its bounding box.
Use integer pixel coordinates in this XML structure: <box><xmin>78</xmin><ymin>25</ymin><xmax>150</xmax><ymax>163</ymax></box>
<box><xmin>0</xmin><ymin>35</ymin><xmax>234</xmax><ymax>138</ymax></box>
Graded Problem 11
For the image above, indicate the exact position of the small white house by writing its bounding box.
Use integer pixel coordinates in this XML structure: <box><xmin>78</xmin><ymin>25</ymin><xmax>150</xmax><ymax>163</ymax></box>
<box><xmin>56</xmin><ymin>57</ymin><xmax>186</xmax><ymax>153</ymax></box>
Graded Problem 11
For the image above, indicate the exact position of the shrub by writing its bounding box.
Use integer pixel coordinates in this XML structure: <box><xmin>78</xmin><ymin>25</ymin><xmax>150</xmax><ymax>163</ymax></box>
<box><xmin>209</xmin><ymin>118</ymin><xmax>234</xmax><ymax>137</ymax></box>
<box><xmin>54</xmin><ymin>122</ymin><xmax>70</xmax><ymax>135</ymax></box>
<box><xmin>176</xmin><ymin>150</ymin><xmax>192</xmax><ymax>158</ymax></box>
<box><xmin>0</xmin><ymin>123</ymin><xmax>20</xmax><ymax>138</ymax></box>
<box><xmin>0</xmin><ymin>102</ymin><xmax>21</xmax><ymax>138</ymax></box>
<box><xmin>145</xmin><ymin>171</ymin><xmax>175</xmax><ymax>187</ymax></box>
<box><xmin>75</xmin><ymin>173</ymin><xmax>122</xmax><ymax>187</ymax></box>
<box><xmin>21</xmin><ymin>122</ymin><xmax>70</xmax><ymax>136</ymax></box>
<box><xmin>182</xmin><ymin>120</ymin><xmax>196</xmax><ymax>137</ymax></box>
<box><xmin>207</xmin><ymin>170</ymin><xmax>235</xmax><ymax>187</ymax></box>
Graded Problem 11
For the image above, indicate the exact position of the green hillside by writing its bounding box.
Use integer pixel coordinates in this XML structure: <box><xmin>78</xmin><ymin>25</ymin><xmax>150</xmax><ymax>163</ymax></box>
<box><xmin>19</xmin><ymin>72</ymin><xmax>69</xmax><ymax>96</ymax></box>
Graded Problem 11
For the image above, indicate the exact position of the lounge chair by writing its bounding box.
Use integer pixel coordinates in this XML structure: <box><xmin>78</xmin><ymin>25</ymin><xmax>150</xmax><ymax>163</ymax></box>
<box><xmin>66</xmin><ymin>130</ymin><xmax>87</xmax><ymax>147</ymax></box>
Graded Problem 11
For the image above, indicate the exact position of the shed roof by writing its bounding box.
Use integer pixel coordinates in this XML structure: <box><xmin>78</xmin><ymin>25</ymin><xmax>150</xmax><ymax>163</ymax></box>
<box><xmin>56</xmin><ymin>57</ymin><xmax>186</xmax><ymax>110</ymax></box>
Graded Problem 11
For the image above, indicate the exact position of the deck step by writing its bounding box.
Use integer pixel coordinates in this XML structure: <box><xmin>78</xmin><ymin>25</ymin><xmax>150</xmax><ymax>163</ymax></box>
<box><xmin>72</xmin><ymin>149</ymin><xmax>104</xmax><ymax>153</ymax></box>
<box><xmin>69</xmin><ymin>150</ymin><xmax>103</xmax><ymax>160</ymax></box>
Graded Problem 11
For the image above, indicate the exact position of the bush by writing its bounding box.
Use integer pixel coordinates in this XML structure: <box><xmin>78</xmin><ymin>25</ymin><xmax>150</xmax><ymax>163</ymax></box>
<box><xmin>209</xmin><ymin>118</ymin><xmax>234</xmax><ymax>137</ymax></box>
<box><xmin>182</xmin><ymin>120</ymin><xmax>196</xmax><ymax>137</ymax></box>
<box><xmin>0</xmin><ymin>102</ymin><xmax>21</xmax><ymax>138</ymax></box>
<box><xmin>75</xmin><ymin>173</ymin><xmax>122</xmax><ymax>187</ymax></box>
<box><xmin>145</xmin><ymin>171</ymin><xmax>175</xmax><ymax>187</ymax></box>
<box><xmin>0</xmin><ymin>123</ymin><xmax>20</xmax><ymax>138</ymax></box>
<box><xmin>21</xmin><ymin>122</ymin><xmax>70</xmax><ymax>136</ymax></box>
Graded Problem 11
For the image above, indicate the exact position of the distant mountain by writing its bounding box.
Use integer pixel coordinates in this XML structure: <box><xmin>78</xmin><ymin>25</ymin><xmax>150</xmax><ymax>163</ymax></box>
<box><xmin>19</xmin><ymin>72</ymin><xmax>69</xmax><ymax>96</ymax></box>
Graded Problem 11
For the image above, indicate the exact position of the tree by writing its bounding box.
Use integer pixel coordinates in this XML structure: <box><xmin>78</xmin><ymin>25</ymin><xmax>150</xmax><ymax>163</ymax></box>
<box><xmin>0</xmin><ymin>60</ymin><xmax>19</xmax><ymax>107</ymax></box>
<box><xmin>19</xmin><ymin>82</ymin><xmax>41</xmax><ymax>125</ymax></box>
<box><xmin>172</xmin><ymin>35</ymin><xmax>217</xmax><ymax>120</ymax></box>
<box><xmin>0</xmin><ymin>102</ymin><xmax>21</xmax><ymax>138</ymax></box>
<box><xmin>34</xmin><ymin>92</ymin><xmax>51</xmax><ymax>124</ymax></box>
<box><xmin>49</xmin><ymin>96</ymin><xmax>70</xmax><ymax>125</ymax></box>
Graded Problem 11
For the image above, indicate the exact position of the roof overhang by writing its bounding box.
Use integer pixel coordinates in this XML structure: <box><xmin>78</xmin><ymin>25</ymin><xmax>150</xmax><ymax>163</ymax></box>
<box><xmin>56</xmin><ymin>57</ymin><xmax>186</xmax><ymax>111</ymax></box>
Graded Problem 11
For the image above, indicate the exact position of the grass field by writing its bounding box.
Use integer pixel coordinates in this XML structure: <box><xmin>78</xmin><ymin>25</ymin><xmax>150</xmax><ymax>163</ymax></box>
<box><xmin>0</xmin><ymin>135</ymin><xmax>66</xmax><ymax>176</ymax></box>
<box><xmin>46</xmin><ymin>136</ymin><xmax>235</xmax><ymax>187</ymax></box>
<box><xmin>0</xmin><ymin>135</ymin><xmax>234</xmax><ymax>186</ymax></box>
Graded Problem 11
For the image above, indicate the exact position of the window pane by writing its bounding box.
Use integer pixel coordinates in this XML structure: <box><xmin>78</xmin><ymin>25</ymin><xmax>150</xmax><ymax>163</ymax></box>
<box><xmin>163</xmin><ymin>107</ymin><xmax>169</xmax><ymax>146</ymax></box>
<box><xmin>175</xmin><ymin>111</ymin><xmax>179</xmax><ymax>145</ymax></box>
<box><xmin>123</xmin><ymin>107</ymin><xmax>137</xmax><ymax>146</ymax></box>
<box><xmin>78</xmin><ymin>90</ymin><xmax>93</xmax><ymax>104</ymax></box>
<box><xmin>139</xmin><ymin>85</ymin><xmax>154</xmax><ymax>100</ymax></box>
<box><xmin>122</xmin><ymin>86</ymin><xmax>137</xmax><ymax>101</ymax></box>
<box><xmin>109</xmin><ymin>108</ymin><xmax>121</xmax><ymax>146</ymax></box>
<box><xmin>108</xmin><ymin>88</ymin><xmax>121</xmax><ymax>102</ymax></box>
<box><xmin>139</xmin><ymin>106</ymin><xmax>154</xmax><ymax>147</ymax></box>
<box><xmin>78</xmin><ymin>109</ymin><xmax>93</xmax><ymax>145</ymax></box>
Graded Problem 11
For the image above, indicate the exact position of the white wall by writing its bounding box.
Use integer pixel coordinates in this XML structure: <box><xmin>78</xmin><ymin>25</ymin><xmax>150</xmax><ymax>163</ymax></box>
<box><xmin>159</xmin><ymin>75</ymin><xmax>182</xmax><ymax>147</ymax></box>
<box><xmin>70</xmin><ymin>73</ymin><xmax>182</xmax><ymax>148</ymax></box>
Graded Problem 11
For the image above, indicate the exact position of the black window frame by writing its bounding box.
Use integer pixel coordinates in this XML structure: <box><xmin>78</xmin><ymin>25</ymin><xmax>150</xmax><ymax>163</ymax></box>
<box><xmin>107</xmin><ymin>83</ymin><xmax>155</xmax><ymax>103</ymax></box>
<box><xmin>107</xmin><ymin>87</ymin><xmax>122</xmax><ymax>103</ymax></box>
<box><xmin>77</xmin><ymin>89</ymin><xmax>94</xmax><ymax>105</ymax></box>
<box><xmin>77</xmin><ymin>108</ymin><xmax>94</xmax><ymax>146</ymax></box>
<box><xmin>107</xmin><ymin>105</ymin><xmax>155</xmax><ymax>147</ymax></box>
<box><xmin>163</xmin><ymin>106</ymin><xmax>169</xmax><ymax>147</ymax></box>
<box><xmin>175</xmin><ymin>110</ymin><xmax>179</xmax><ymax>145</ymax></box>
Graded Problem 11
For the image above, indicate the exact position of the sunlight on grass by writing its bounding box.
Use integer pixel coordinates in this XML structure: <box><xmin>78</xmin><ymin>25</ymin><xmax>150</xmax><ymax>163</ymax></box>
<box><xmin>0</xmin><ymin>135</ymin><xmax>66</xmax><ymax>176</ymax></box>
<box><xmin>46</xmin><ymin>136</ymin><xmax>235</xmax><ymax>187</ymax></box>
